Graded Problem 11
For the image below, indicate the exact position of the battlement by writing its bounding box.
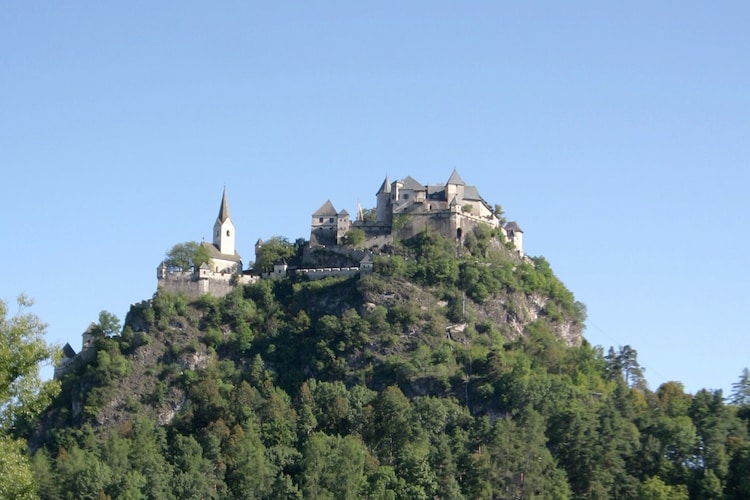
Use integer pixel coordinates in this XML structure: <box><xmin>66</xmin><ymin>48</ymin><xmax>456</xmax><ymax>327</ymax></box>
<box><xmin>157</xmin><ymin>263</ymin><xmax>256</xmax><ymax>299</ymax></box>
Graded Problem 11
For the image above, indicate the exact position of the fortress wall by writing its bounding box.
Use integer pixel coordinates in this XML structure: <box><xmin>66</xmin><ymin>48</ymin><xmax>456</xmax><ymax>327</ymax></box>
<box><xmin>296</xmin><ymin>267</ymin><xmax>360</xmax><ymax>280</ymax></box>
<box><xmin>158</xmin><ymin>273</ymin><xmax>236</xmax><ymax>298</ymax></box>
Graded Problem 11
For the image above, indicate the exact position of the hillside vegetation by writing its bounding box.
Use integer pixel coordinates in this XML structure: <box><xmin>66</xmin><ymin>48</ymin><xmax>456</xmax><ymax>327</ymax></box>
<box><xmin>24</xmin><ymin>228</ymin><xmax>750</xmax><ymax>499</ymax></box>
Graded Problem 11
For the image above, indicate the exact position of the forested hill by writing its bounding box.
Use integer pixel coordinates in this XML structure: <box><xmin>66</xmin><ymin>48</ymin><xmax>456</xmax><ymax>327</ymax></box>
<box><xmin>26</xmin><ymin>228</ymin><xmax>750</xmax><ymax>499</ymax></box>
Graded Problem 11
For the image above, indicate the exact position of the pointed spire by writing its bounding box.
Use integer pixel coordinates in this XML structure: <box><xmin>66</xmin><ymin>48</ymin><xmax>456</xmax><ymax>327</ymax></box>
<box><xmin>447</xmin><ymin>169</ymin><xmax>465</xmax><ymax>186</ymax></box>
<box><xmin>377</xmin><ymin>175</ymin><xmax>391</xmax><ymax>194</ymax></box>
<box><xmin>217</xmin><ymin>188</ymin><xmax>231</xmax><ymax>222</ymax></box>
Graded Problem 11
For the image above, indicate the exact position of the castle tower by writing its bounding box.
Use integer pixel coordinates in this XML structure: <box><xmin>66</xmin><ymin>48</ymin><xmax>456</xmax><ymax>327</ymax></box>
<box><xmin>446</xmin><ymin>169</ymin><xmax>466</xmax><ymax>202</ymax></box>
<box><xmin>213</xmin><ymin>188</ymin><xmax>236</xmax><ymax>256</ymax></box>
<box><xmin>376</xmin><ymin>176</ymin><xmax>392</xmax><ymax>224</ymax></box>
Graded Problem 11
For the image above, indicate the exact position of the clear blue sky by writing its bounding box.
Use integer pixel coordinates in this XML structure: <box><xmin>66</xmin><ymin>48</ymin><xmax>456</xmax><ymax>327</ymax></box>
<box><xmin>2</xmin><ymin>2</ymin><xmax>748</xmax><ymax>396</ymax></box>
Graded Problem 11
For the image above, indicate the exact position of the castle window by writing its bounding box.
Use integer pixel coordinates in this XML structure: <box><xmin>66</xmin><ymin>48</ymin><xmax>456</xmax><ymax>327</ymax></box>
<box><xmin>319</xmin><ymin>218</ymin><xmax>324</xmax><ymax>223</ymax></box>
<box><xmin>329</xmin><ymin>217</ymin><xmax>334</xmax><ymax>223</ymax></box>
<box><xmin>226</xmin><ymin>230</ymin><xmax>230</xmax><ymax>237</ymax></box>
<box><xmin>403</xmin><ymin>194</ymin><xmax>409</xmax><ymax>200</ymax></box>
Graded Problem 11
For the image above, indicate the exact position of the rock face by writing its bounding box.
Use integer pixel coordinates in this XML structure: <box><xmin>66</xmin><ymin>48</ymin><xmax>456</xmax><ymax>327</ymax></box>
<box><xmin>475</xmin><ymin>292</ymin><xmax>583</xmax><ymax>347</ymax></box>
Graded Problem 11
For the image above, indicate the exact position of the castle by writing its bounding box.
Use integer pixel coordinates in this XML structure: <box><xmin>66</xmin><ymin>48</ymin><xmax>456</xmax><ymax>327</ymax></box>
<box><xmin>56</xmin><ymin>170</ymin><xmax>523</xmax><ymax>379</ymax></box>
<box><xmin>310</xmin><ymin>169</ymin><xmax>523</xmax><ymax>253</ymax></box>
<box><xmin>155</xmin><ymin>169</ymin><xmax>522</xmax><ymax>299</ymax></box>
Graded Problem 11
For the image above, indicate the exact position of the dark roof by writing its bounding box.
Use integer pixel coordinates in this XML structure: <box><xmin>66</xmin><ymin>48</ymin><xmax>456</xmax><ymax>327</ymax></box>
<box><xmin>447</xmin><ymin>169</ymin><xmax>466</xmax><ymax>186</ymax></box>
<box><xmin>217</xmin><ymin>188</ymin><xmax>231</xmax><ymax>222</ymax></box>
<box><xmin>201</xmin><ymin>241</ymin><xmax>242</xmax><ymax>262</ymax></box>
<box><xmin>376</xmin><ymin>176</ymin><xmax>391</xmax><ymax>194</ymax></box>
<box><xmin>313</xmin><ymin>200</ymin><xmax>338</xmax><ymax>217</ymax></box>
<box><xmin>339</xmin><ymin>209</ymin><xmax>350</xmax><ymax>217</ymax></box>
<box><xmin>462</xmin><ymin>185</ymin><xmax>482</xmax><ymax>201</ymax></box>
<box><xmin>401</xmin><ymin>176</ymin><xmax>425</xmax><ymax>191</ymax></box>
<box><xmin>505</xmin><ymin>221</ymin><xmax>523</xmax><ymax>233</ymax></box>
<box><xmin>83</xmin><ymin>322</ymin><xmax>97</xmax><ymax>336</ymax></box>
<box><xmin>62</xmin><ymin>343</ymin><xmax>77</xmax><ymax>359</ymax></box>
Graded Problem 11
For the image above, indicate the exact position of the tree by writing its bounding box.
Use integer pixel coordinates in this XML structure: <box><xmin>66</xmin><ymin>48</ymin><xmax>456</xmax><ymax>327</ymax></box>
<box><xmin>164</xmin><ymin>241</ymin><xmax>212</xmax><ymax>271</ymax></box>
<box><xmin>254</xmin><ymin>236</ymin><xmax>297</xmax><ymax>272</ymax></box>
<box><xmin>729</xmin><ymin>368</ymin><xmax>750</xmax><ymax>407</ymax></box>
<box><xmin>359</xmin><ymin>207</ymin><xmax>377</xmax><ymax>222</ymax></box>
<box><xmin>0</xmin><ymin>295</ymin><xmax>60</xmax><ymax>499</ymax></box>
<box><xmin>0</xmin><ymin>295</ymin><xmax>60</xmax><ymax>430</ymax></box>
<box><xmin>606</xmin><ymin>345</ymin><xmax>645</xmax><ymax>388</ymax></box>
<box><xmin>93</xmin><ymin>310</ymin><xmax>121</xmax><ymax>338</ymax></box>
<box><xmin>341</xmin><ymin>228</ymin><xmax>366</xmax><ymax>247</ymax></box>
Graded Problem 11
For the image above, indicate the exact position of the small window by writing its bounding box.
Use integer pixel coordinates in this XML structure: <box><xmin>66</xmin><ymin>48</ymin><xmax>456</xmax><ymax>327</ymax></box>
<box><xmin>329</xmin><ymin>217</ymin><xmax>334</xmax><ymax>223</ymax></box>
<box><xmin>226</xmin><ymin>230</ymin><xmax>230</xmax><ymax>237</ymax></box>
<box><xmin>403</xmin><ymin>194</ymin><xmax>409</xmax><ymax>200</ymax></box>
<box><xmin>319</xmin><ymin>217</ymin><xmax>324</xmax><ymax>223</ymax></box>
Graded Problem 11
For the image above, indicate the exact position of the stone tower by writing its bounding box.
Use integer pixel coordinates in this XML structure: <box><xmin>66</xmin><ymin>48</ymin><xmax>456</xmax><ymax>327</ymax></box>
<box><xmin>213</xmin><ymin>188</ymin><xmax>236</xmax><ymax>257</ymax></box>
<box><xmin>375</xmin><ymin>175</ymin><xmax>392</xmax><ymax>224</ymax></box>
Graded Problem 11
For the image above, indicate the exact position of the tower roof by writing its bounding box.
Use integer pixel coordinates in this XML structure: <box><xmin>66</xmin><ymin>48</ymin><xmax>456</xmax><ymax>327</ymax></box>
<box><xmin>505</xmin><ymin>221</ymin><xmax>523</xmax><ymax>233</ymax></box>
<box><xmin>377</xmin><ymin>176</ymin><xmax>391</xmax><ymax>194</ymax></box>
<box><xmin>401</xmin><ymin>176</ymin><xmax>425</xmax><ymax>191</ymax></box>
<box><xmin>217</xmin><ymin>188</ymin><xmax>231</xmax><ymax>222</ymax></box>
<box><xmin>313</xmin><ymin>200</ymin><xmax>338</xmax><ymax>217</ymax></box>
<box><xmin>447</xmin><ymin>169</ymin><xmax>466</xmax><ymax>186</ymax></box>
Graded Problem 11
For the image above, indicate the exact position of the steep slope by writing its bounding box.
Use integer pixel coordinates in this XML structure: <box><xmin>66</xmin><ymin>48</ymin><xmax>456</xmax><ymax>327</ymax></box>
<box><xmin>30</xmin><ymin>229</ymin><xmax>749</xmax><ymax>499</ymax></box>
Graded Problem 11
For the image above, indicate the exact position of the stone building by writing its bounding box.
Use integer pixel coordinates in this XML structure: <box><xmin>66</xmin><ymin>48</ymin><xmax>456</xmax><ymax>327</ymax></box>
<box><xmin>311</xmin><ymin>169</ymin><xmax>524</xmax><ymax>255</ymax></box>
<box><xmin>157</xmin><ymin>189</ymin><xmax>255</xmax><ymax>298</ymax></box>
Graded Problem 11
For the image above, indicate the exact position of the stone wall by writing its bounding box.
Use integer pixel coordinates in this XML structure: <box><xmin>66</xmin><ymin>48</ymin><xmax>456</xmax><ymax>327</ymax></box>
<box><xmin>157</xmin><ymin>270</ymin><xmax>256</xmax><ymax>299</ymax></box>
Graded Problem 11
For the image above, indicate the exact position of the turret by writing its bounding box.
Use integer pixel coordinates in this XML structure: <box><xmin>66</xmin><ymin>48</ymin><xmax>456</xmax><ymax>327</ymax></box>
<box><xmin>446</xmin><ymin>169</ymin><xmax>466</xmax><ymax>202</ymax></box>
<box><xmin>376</xmin><ymin>176</ymin><xmax>392</xmax><ymax>224</ymax></box>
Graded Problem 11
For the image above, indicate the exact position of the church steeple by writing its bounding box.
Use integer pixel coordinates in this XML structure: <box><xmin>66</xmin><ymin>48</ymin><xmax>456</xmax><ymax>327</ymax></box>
<box><xmin>217</xmin><ymin>187</ymin><xmax>231</xmax><ymax>223</ymax></box>
<box><xmin>213</xmin><ymin>188</ymin><xmax>236</xmax><ymax>256</ymax></box>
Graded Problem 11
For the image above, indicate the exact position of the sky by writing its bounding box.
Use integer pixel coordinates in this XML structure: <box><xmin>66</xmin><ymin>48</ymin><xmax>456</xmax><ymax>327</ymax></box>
<box><xmin>2</xmin><ymin>2</ymin><xmax>748</xmax><ymax>396</ymax></box>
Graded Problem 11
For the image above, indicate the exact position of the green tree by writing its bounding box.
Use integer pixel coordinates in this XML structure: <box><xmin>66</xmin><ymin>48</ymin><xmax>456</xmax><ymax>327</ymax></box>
<box><xmin>254</xmin><ymin>236</ymin><xmax>297</xmax><ymax>272</ymax></box>
<box><xmin>164</xmin><ymin>241</ymin><xmax>212</xmax><ymax>271</ymax></box>
<box><xmin>729</xmin><ymin>368</ymin><xmax>750</xmax><ymax>407</ymax></box>
<box><xmin>0</xmin><ymin>295</ymin><xmax>60</xmax><ymax>430</ymax></box>
<box><xmin>342</xmin><ymin>228</ymin><xmax>366</xmax><ymax>247</ymax></box>
<box><xmin>0</xmin><ymin>296</ymin><xmax>60</xmax><ymax>500</ymax></box>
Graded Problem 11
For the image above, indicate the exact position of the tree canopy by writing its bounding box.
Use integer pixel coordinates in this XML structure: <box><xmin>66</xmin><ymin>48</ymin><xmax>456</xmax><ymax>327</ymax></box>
<box><xmin>0</xmin><ymin>295</ymin><xmax>60</xmax><ymax>499</ymax></box>
<box><xmin>163</xmin><ymin>241</ymin><xmax>212</xmax><ymax>271</ymax></box>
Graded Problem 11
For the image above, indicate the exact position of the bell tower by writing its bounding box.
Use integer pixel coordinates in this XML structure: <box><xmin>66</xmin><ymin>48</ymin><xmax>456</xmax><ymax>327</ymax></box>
<box><xmin>213</xmin><ymin>188</ymin><xmax>236</xmax><ymax>256</ymax></box>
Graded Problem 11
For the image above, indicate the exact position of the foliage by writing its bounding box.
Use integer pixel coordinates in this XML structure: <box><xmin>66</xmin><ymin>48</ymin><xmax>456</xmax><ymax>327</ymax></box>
<box><xmin>341</xmin><ymin>228</ymin><xmax>366</xmax><ymax>247</ymax></box>
<box><xmin>17</xmin><ymin>232</ymin><xmax>750</xmax><ymax>499</ymax></box>
<box><xmin>164</xmin><ymin>241</ymin><xmax>211</xmax><ymax>271</ymax></box>
<box><xmin>0</xmin><ymin>296</ymin><xmax>60</xmax><ymax>500</ymax></box>
<box><xmin>0</xmin><ymin>295</ymin><xmax>60</xmax><ymax>431</ymax></box>
<box><xmin>254</xmin><ymin>236</ymin><xmax>298</xmax><ymax>272</ymax></box>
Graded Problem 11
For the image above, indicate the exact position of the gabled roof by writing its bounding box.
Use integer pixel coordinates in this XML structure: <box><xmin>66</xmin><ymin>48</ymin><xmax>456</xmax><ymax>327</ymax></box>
<box><xmin>450</xmin><ymin>195</ymin><xmax>460</xmax><ymax>206</ymax></box>
<box><xmin>62</xmin><ymin>343</ymin><xmax>77</xmax><ymax>359</ymax></box>
<box><xmin>505</xmin><ymin>221</ymin><xmax>523</xmax><ymax>233</ymax></box>
<box><xmin>401</xmin><ymin>176</ymin><xmax>425</xmax><ymax>191</ymax></box>
<box><xmin>447</xmin><ymin>169</ymin><xmax>466</xmax><ymax>186</ymax></box>
<box><xmin>201</xmin><ymin>241</ymin><xmax>242</xmax><ymax>262</ymax></box>
<box><xmin>377</xmin><ymin>176</ymin><xmax>391</xmax><ymax>194</ymax></box>
<box><xmin>313</xmin><ymin>200</ymin><xmax>338</xmax><ymax>217</ymax></box>
<box><xmin>339</xmin><ymin>209</ymin><xmax>350</xmax><ymax>217</ymax></box>
<box><xmin>217</xmin><ymin>188</ymin><xmax>231</xmax><ymax>222</ymax></box>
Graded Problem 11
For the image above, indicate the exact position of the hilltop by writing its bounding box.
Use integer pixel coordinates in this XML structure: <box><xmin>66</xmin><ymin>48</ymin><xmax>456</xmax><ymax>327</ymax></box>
<box><xmin>23</xmin><ymin>176</ymin><xmax>750</xmax><ymax>499</ymax></box>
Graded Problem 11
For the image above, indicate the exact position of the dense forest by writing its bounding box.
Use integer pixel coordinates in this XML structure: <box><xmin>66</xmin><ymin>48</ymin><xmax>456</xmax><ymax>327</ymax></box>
<box><xmin>4</xmin><ymin>226</ymin><xmax>750</xmax><ymax>499</ymax></box>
